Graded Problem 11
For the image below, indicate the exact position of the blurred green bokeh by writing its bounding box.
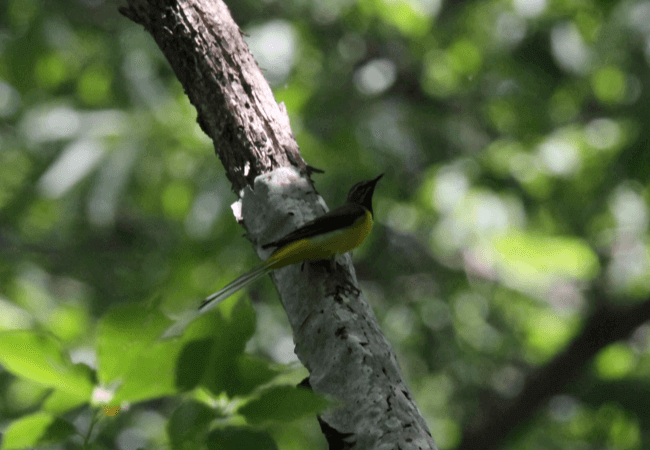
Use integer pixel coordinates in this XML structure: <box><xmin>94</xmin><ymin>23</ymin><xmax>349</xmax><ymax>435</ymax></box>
<box><xmin>1</xmin><ymin>0</ymin><xmax>650</xmax><ymax>449</ymax></box>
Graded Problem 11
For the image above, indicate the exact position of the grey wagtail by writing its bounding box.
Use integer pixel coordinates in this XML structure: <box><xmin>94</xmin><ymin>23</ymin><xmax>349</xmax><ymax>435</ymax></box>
<box><xmin>161</xmin><ymin>174</ymin><xmax>382</xmax><ymax>338</ymax></box>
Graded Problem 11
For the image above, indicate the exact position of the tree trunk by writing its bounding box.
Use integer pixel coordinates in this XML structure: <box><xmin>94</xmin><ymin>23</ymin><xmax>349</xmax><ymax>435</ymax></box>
<box><xmin>119</xmin><ymin>0</ymin><xmax>437</xmax><ymax>448</ymax></box>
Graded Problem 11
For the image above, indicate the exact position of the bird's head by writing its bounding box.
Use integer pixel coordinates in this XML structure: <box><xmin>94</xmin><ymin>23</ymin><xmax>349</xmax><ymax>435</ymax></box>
<box><xmin>347</xmin><ymin>174</ymin><xmax>383</xmax><ymax>215</ymax></box>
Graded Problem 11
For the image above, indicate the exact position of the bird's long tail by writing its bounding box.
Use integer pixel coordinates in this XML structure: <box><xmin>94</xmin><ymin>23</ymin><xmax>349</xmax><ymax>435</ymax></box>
<box><xmin>160</xmin><ymin>262</ymin><xmax>273</xmax><ymax>339</ymax></box>
<box><xmin>199</xmin><ymin>262</ymin><xmax>273</xmax><ymax>313</ymax></box>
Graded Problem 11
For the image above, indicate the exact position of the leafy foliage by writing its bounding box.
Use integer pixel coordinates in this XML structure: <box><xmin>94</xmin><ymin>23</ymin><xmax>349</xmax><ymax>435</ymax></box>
<box><xmin>1</xmin><ymin>0</ymin><xmax>650</xmax><ymax>449</ymax></box>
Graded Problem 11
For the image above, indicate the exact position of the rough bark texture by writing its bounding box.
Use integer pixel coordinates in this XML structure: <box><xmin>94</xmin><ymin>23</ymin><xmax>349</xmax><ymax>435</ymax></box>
<box><xmin>120</xmin><ymin>0</ymin><xmax>307</xmax><ymax>194</ymax></box>
<box><xmin>119</xmin><ymin>1</ymin><xmax>437</xmax><ymax>449</ymax></box>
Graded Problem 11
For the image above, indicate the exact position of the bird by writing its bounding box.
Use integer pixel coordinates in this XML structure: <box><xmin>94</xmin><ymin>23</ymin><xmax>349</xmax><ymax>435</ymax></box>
<box><xmin>161</xmin><ymin>174</ymin><xmax>382</xmax><ymax>338</ymax></box>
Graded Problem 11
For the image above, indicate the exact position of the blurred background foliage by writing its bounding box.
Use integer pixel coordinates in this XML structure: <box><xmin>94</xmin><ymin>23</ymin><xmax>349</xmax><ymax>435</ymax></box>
<box><xmin>1</xmin><ymin>0</ymin><xmax>650</xmax><ymax>449</ymax></box>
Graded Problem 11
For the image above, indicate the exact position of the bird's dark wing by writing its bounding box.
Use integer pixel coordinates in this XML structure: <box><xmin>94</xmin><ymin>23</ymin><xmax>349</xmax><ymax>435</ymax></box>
<box><xmin>261</xmin><ymin>203</ymin><xmax>366</xmax><ymax>250</ymax></box>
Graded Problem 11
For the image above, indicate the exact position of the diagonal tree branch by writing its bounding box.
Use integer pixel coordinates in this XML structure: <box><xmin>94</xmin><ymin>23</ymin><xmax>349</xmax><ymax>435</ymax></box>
<box><xmin>120</xmin><ymin>0</ymin><xmax>306</xmax><ymax>194</ymax></box>
<box><xmin>119</xmin><ymin>1</ymin><xmax>437</xmax><ymax>448</ymax></box>
<box><xmin>458</xmin><ymin>294</ymin><xmax>650</xmax><ymax>450</ymax></box>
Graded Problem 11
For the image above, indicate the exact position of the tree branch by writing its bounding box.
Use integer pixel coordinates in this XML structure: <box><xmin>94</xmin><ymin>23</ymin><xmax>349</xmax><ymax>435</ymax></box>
<box><xmin>120</xmin><ymin>0</ymin><xmax>305</xmax><ymax>194</ymax></box>
<box><xmin>119</xmin><ymin>1</ymin><xmax>437</xmax><ymax>448</ymax></box>
<box><xmin>458</xmin><ymin>295</ymin><xmax>650</xmax><ymax>450</ymax></box>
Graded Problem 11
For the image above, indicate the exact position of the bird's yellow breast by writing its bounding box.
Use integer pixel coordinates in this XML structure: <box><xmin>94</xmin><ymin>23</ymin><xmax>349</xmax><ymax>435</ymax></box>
<box><xmin>266</xmin><ymin>209</ymin><xmax>374</xmax><ymax>270</ymax></box>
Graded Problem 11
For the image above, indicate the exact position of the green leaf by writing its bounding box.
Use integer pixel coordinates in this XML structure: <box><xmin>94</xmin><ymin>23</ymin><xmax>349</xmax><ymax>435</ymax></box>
<box><xmin>176</xmin><ymin>338</ymin><xmax>214</xmax><ymax>391</ymax></box>
<box><xmin>97</xmin><ymin>304</ymin><xmax>172</xmax><ymax>383</ymax></box>
<box><xmin>98</xmin><ymin>300</ymin><xmax>259</xmax><ymax>403</ymax></box>
<box><xmin>224</xmin><ymin>355</ymin><xmax>282</xmax><ymax>397</ymax></box>
<box><xmin>0</xmin><ymin>330</ymin><xmax>93</xmax><ymax>398</ymax></box>
<box><xmin>98</xmin><ymin>303</ymin><xmax>217</xmax><ymax>403</ymax></box>
<box><xmin>206</xmin><ymin>427</ymin><xmax>278</xmax><ymax>450</ymax></box>
<box><xmin>200</xmin><ymin>299</ymin><xmax>257</xmax><ymax>397</ymax></box>
<box><xmin>42</xmin><ymin>387</ymin><xmax>88</xmax><ymax>415</ymax></box>
<box><xmin>2</xmin><ymin>412</ymin><xmax>76</xmax><ymax>449</ymax></box>
<box><xmin>110</xmin><ymin>340</ymin><xmax>183</xmax><ymax>403</ymax></box>
<box><xmin>237</xmin><ymin>385</ymin><xmax>329</xmax><ymax>425</ymax></box>
<box><xmin>168</xmin><ymin>401</ymin><xmax>213</xmax><ymax>450</ymax></box>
